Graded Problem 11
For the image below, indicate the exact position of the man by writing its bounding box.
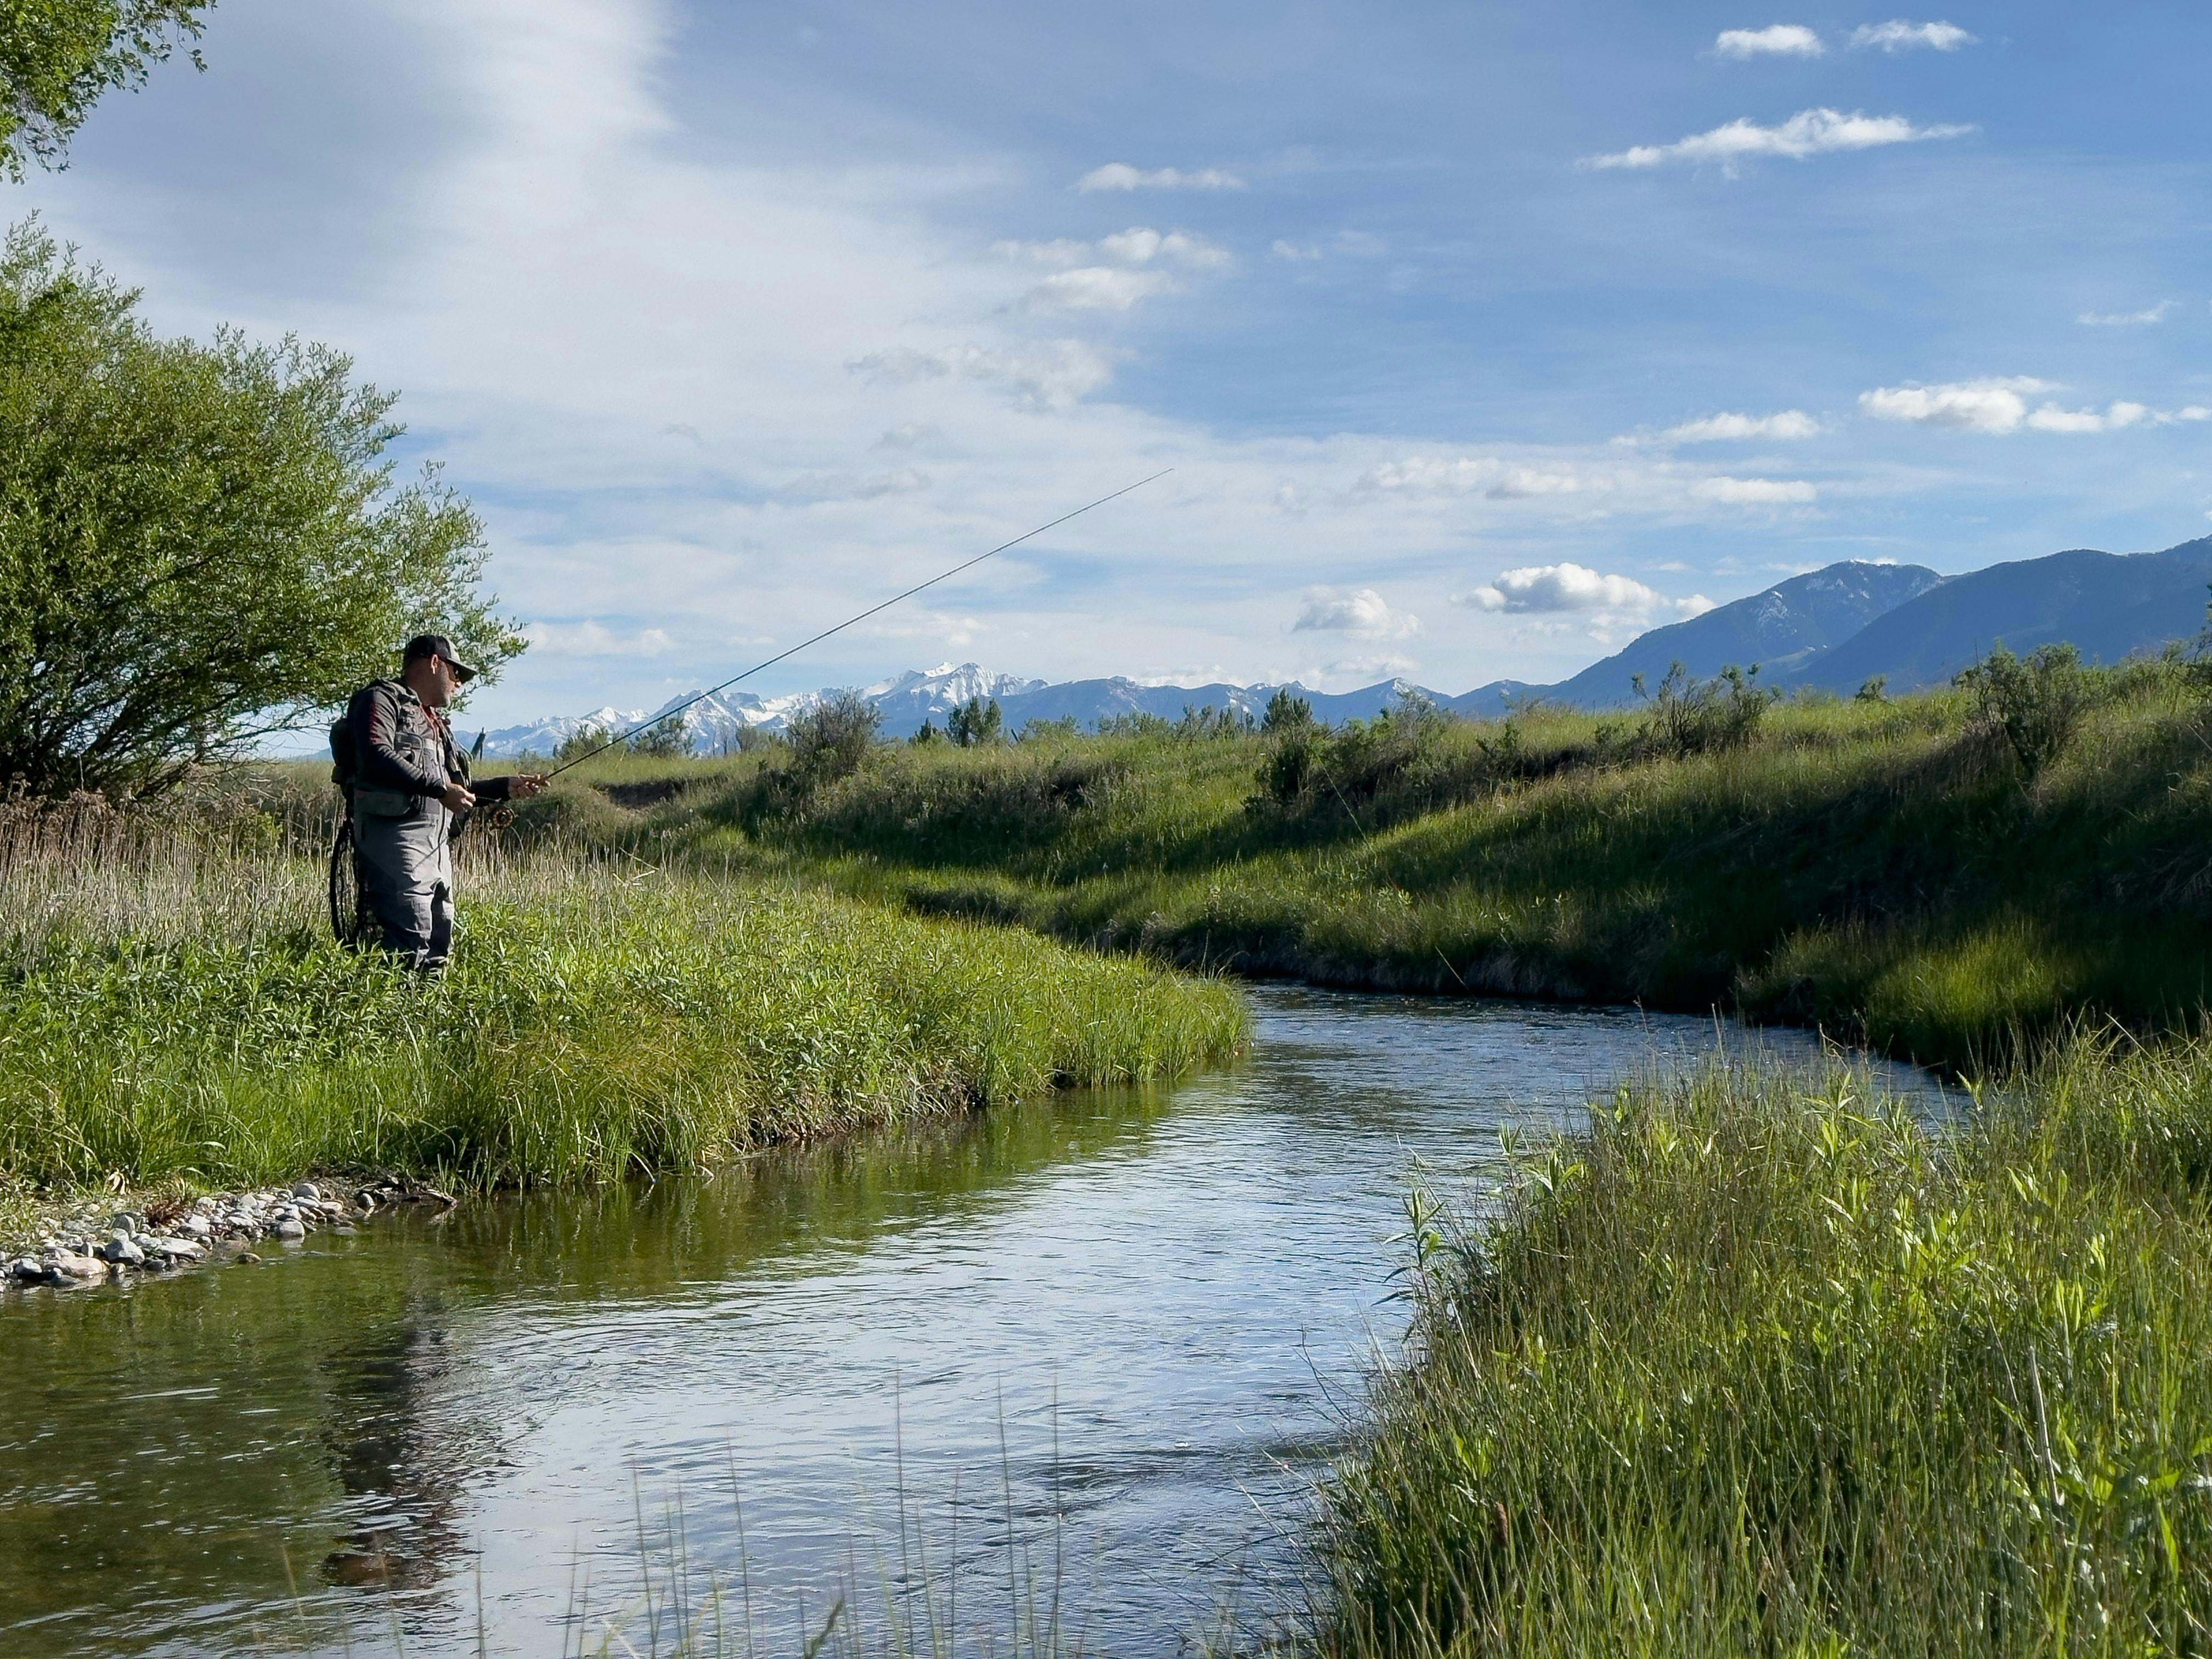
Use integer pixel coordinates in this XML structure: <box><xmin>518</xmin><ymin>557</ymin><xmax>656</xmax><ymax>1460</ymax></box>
<box><xmin>343</xmin><ymin>634</ymin><xmax>546</xmax><ymax>969</ymax></box>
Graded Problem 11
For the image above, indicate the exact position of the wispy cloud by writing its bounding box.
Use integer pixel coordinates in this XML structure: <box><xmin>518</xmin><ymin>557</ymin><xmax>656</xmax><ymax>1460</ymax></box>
<box><xmin>522</xmin><ymin>620</ymin><xmax>676</xmax><ymax>657</ymax></box>
<box><xmin>1453</xmin><ymin>563</ymin><xmax>1714</xmax><ymax>620</ymax></box>
<box><xmin>1292</xmin><ymin>587</ymin><xmax>1423</xmax><ymax>637</ymax></box>
<box><xmin>1849</xmin><ymin>20</ymin><xmax>1977</xmax><ymax>52</ymax></box>
<box><xmin>1859</xmin><ymin>377</ymin><xmax>2211</xmax><ymax>433</ymax></box>
<box><xmin>845</xmin><ymin>341</ymin><xmax>1116</xmax><ymax>410</ymax></box>
<box><xmin>1356</xmin><ymin>456</ymin><xmax>1587</xmax><ymax>498</ymax></box>
<box><xmin>1714</xmin><ymin>24</ymin><xmax>1825</xmax><ymax>59</ymax></box>
<box><xmin>1584</xmin><ymin>107</ymin><xmax>1973</xmax><ymax>173</ymax></box>
<box><xmin>1023</xmin><ymin>267</ymin><xmax>1173</xmax><ymax>312</ymax></box>
<box><xmin>1637</xmin><ymin>409</ymin><xmax>1823</xmax><ymax>445</ymax></box>
<box><xmin>992</xmin><ymin>227</ymin><xmax>1227</xmax><ymax>313</ymax></box>
<box><xmin>1076</xmin><ymin>162</ymin><xmax>1244</xmax><ymax>192</ymax></box>
<box><xmin>1692</xmin><ymin>475</ymin><xmax>1818</xmax><ymax>504</ymax></box>
<box><xmin>778</xmin><ymin>467</ymin><xmax>932</xmax><ymax>501</ymax></box>
<box><xmin>2079</xmin><ymin>301</ymin><xmax>2177</xmax><ymax>326</ymax></box>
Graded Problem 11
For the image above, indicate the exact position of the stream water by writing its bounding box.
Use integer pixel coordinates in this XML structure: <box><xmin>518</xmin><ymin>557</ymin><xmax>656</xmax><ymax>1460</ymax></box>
<box><xmin>0</xmin><ymin>987</ymin><xmax>1938</xmax><ymax>1656</ymax></box>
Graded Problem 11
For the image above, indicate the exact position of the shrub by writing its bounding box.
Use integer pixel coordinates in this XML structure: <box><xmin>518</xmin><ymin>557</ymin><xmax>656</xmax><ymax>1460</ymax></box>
<box><xmin>1955</xmin><ymin>643</ymin><xmax>2095</xmax><ymax>778</ymax></box>
<box><xmin>627</xmin><ymin>714</ymin><xmax>690</xmax><ymax>757</ymax></box>
<box><xmin>1635</xmin><ymin>662</ymin><xmax>1775</xmax><ymax>756</ymax></box>
<box><xmin>788</xmin><ymin>690</ymin><xmax>881</xmax><ymax>785</ymax></box>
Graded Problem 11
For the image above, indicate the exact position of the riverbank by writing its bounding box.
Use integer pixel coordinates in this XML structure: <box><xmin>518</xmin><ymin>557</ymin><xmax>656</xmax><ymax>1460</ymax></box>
<box><xmin>1317</xmin><ymin>1025</ymin><xmax>2212</xmax><ymax>1652</ymax></box>
<box><xmin>0</xmin><ymin>793</ymin><xmax>1246</xmax><ymax>1219</ymax></box>
<box><xmin>480</xmin><ymin>662</ymin><xmax>2212</xmax><ymax>1071</ymax></box>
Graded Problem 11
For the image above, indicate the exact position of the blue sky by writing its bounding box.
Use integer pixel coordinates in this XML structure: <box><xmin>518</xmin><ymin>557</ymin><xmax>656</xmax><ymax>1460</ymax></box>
<box><xmin>15</xmin><ymin>0</ymin><xmax>2212</xmax><ymax>722</ymax></box>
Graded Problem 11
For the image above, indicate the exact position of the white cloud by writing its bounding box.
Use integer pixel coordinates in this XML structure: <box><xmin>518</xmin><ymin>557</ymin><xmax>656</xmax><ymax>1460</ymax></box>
<box><xmin>1076</xmin><ymin>162</ymin><xmax>1245</xmax><ymax>192</ymax></box>
<box><xmin>1271</xmin><ymin>239</ymin><xmax>1322</xmax><ymax>261</ymax></box>
<box><xmin>1644</xmin><ymin>409</ymin><xmax>1822</xmax><ymax>445</ymax></box>
<box><xmin>1025</xmin><ymin>266</ymin><xmax>1174</xmax><ymax>312</ymax></box>
<box><xmin>1849</xmin><ymin>20</ymin><xmax>1977</xmax><ymax>52</ymax></box>
<box><xmin>874</xmin><ymin>422</ymin><xmax>941</xmax><ymax>449</ymax></box>
<box><xmin>1292</xmin><ymin>587</ymin><xmax>1423</xmax><ymax>637</ymax></box>
<box><xmin>995</xmin><ymin>227</ymin><xmax>1228</xmax><ymax>270</ymax></box>
<box><xmin>1714</xmin><ymin>24</ymin><xmax>1825</xmax><ymax>58</ymax></box>
<box><xmin>1693</xmin><ymin>476</ymin><xmax>1819</xmax><ymax>504</ymax></box>
<box><xmin>1453</xmin><ymin>563</ymin><xmax>1712</xmax><ymax>618</ymax></box>
<box><xmin>1857</xmin><ymin>377</ymin><xmax>2051</xmax><ymax>433</ymax></box>
<box><xmin>522</xmin><ymin>620</ymin><xmax>675</xmax><ymax>657</ymax></box>
<box><xmin>1584</xmin><ymin>107</ymin><xmax>1974</xmax><ymax>172</ymax></box>
<box><xmin>779</xmin><ymin>467</ymin><xmax>931</xmax><ymax>501</ymax></box>
<box><xmin>846</xmin><ymin>340</ymin><xmax>1116</xmax><ymax>410</ymax></box>
<box><xmin>2079</xmin><ymin>302</ymin><xmax>2177</xmax><ymax>326</ymax></box>
<box><xmin>1356</xmin><ymin>455</ymin><xmax>1588</xmax><ymax>499</ymax></box>
<box><xmin>1860</xmin><ymin>379</ymin><xmax>2203</xmax><ymax>435</ymax></box>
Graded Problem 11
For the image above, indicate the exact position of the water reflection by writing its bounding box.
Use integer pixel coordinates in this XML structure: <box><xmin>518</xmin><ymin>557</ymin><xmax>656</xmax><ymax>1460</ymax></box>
<box><xmin>0</xmin><ymin>988</ymin><xmax>1939</xmax><ymax>1655</ymax></box>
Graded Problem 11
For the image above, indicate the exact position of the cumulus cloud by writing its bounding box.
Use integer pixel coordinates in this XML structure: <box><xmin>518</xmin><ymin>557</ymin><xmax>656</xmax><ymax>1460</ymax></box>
<box><xmin>2079</xmin><ymin>302</ymin><xmax>2177</xmax><ymax>326</ymax></box>
<box><xmin>1292</xmin><ymin>587</ymin><xmax>1423</xmax><ymax>637</ymax></box>
<box><xmin>1849</xmin><ymin>20</ymin><xmax>1976</xmax><ymax>51</ymax></box>
<box><xmin>1692</xmin><ymin>475</ymin><xmax>1818</xmax><ymax>504</ymax></box>
<box><xmin>1644</xmin><ymin>409</ymin><xmax>1823</xmax><ymax>445</ymax></box>
<box><xmin>1453</xmin><ymin>563</ymin><xmax>1713</xmax><ymax>618</ymax></box>
<box><xmin>1583</xmin><ymin>106</ymin><xmax>1973</xmax><ymax>172</ymax></box>
<box><xmin>846</xmin><ymin>341</ymin><xmax>1115</xmax><ymax>410</ymax></box>
<box><xmin>522</xmin><ymin>620</ymin><xmax>676</xmax><ymax>657</ymax></box>
<box><xmin>1859</xmin><ymin>379</ymin><xmax>2205</xmax><ymax>435</ymax></box>
<box><xmin>1077</xmin><ymin>162</ymin><xmax>1244</xmax><ymax>192</ymax></box>
<box><xmin>1714</xmin><ymin>24</ymin><xmax>1825</xmax><ymax>58</ymax></box>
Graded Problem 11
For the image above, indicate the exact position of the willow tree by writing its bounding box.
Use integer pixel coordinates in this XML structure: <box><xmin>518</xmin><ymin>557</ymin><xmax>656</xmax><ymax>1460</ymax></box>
<box><xmin>1</xmin><ymin>1</ymin><xmax>211</xmax><ymax>178</ymax></box>
<box><xmin>0</xmin><ymin>221</ymin><xmax>525</xmax><ymax>797</ymax></box>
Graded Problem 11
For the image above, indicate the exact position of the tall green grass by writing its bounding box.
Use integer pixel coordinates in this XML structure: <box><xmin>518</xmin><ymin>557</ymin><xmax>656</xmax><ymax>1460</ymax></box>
<box><xmin>1317</xmin><ymin>1031</ymin><xmax>2212</xmax><ymax>1655</ymax></box>
<box><xmin>508</xmin><ymin>669</ymin><xmax>2212</xmax><ymax>1068</ymax></box>
<box><xmin>0</xmin><ymin>795</ymin><xmax>1245</xmax><ymax>1191</ymax></box>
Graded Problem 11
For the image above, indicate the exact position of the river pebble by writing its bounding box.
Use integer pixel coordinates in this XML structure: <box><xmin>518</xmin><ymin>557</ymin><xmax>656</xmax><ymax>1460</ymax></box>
<box><xmin>1</xmin><ymin>1173</ymin><xmax>458</xmax><ymax>1294</ymax></box>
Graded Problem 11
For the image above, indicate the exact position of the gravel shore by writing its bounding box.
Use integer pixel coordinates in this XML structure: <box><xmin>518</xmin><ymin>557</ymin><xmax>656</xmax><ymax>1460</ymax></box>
<box><xmin>2</xmin><ymin>1175</ymin><xmax>458</xmax><ymax>1290</ymax></box>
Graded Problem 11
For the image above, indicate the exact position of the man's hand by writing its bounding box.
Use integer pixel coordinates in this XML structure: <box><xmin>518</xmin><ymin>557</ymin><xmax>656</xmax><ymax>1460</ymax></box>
<box><xmin>509</xmin><ymin>774</ymin><xmax>549</xmax><ymax>799</ymax></box>
<box><xmin>439</xmin><ymin>781</ymin><xmax>477</xmax><ymax>813</ymax></box>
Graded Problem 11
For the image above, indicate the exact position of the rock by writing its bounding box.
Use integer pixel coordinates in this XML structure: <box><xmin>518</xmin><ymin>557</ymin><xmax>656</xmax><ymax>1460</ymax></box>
<box><xmin>179</xmin><ymin>1215</ymin><xmax>211</xmax><ymax>1239</ymax></box>
<box><xmin>43</xmin><ymin>1253</ymin><xmax>106</xmax><ymax>1284</ymax></box>
<box><xmin>235</xmin><ymin>1251</ymin><xmax>261</xmax><ymax>1265</ymax></box>
<box><xmin>8</xmin><ymin>1257</ymin><xmax>44</xmax><ymax>1283</ymax></box>
<box><xmin>148</xmin><ymin>1238</ymin><xmax>205</xmax><ymax>1262</ymax></box>
<box><xmin>272</xmin><ymin>1218</ymin><xmax>306</xmax><ymax>1242</ymax></box>
<box><xmin>108</xmin><ymin>1211</ymin><xmax>142</xmax><ymax>1235</ymax></box>
<box><xmin>99</xmin><ymin>1233</ymin><xmax>145</xmax><ymax>1267</ymax></box>
<box><xmin>292</xmin><ymin>1181</ymin><xmax>321</xmax><ymax>1201</ymax></box>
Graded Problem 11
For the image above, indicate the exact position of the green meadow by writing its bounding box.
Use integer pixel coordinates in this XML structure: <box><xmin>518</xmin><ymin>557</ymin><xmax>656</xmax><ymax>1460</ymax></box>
<box><xmin>0</xmin><ymin>791</ymin><xmax>1244</xmax><ymax>1196</ymax></box>
<box><xmin>516</xmin><ymin>653</ymin><xmax>2212</xmax><ymax>1071</ymax></box>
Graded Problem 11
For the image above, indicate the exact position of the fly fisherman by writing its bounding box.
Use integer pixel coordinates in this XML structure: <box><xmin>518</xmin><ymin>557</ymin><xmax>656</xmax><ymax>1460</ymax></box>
<box><xmin>342</xmin><ymin>635</ymin><xmax>545</xmax><ymax>969</ymax></box>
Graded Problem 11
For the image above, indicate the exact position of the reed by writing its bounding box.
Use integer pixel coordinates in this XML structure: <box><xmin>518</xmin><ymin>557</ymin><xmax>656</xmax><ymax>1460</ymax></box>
<box><xmin>1315</xmin><ymin>1030</ymin><xmax>2212</xmax><ymax>1655</ymax></box>
<box><xmin>0</xmin><ymin>795</ymin><xmax>1245</xmax><ymax>1193</ymax></box>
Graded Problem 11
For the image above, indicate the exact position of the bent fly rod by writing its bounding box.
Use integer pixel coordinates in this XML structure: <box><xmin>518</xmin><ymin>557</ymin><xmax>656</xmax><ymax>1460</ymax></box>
<box><xmin>541</xmin><ymin>468</ymin><xmax>1174</xmax><ymax>778</ymax></box>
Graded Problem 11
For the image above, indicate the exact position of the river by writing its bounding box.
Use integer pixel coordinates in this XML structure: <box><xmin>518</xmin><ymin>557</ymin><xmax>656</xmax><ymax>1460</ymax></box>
<box><xmin>0</xmin><ymin>986</ymin><xmax>1938</xmax><ymax>1656</ymax></box>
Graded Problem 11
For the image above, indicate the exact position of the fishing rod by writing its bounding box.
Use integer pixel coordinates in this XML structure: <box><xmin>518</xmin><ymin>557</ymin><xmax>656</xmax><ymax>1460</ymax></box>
<box><xmin>540</xmin><ymin>469</ymin><xmax>1175</xmax><ymax>778</ymax></box>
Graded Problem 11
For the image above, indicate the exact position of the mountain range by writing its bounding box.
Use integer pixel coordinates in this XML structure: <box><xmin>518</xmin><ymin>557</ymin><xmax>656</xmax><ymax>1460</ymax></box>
<box><xmin>476</xmin><ymin>534</ymin><xmax>2212</xmax><ymax>755</ymax></box>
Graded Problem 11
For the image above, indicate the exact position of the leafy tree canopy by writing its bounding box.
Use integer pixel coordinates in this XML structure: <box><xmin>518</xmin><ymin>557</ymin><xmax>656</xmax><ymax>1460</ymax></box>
<box><xmin>1</xmin><ymin>1</ymin><xmax>210</xmax><ymax>179</ymax></box>
<box><xmin>0</xmin><ymin>219</ymin><xmax>526</xmax><ymax>797</ymax></box>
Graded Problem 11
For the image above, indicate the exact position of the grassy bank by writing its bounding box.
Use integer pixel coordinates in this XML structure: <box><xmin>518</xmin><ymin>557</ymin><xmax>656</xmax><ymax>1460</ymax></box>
<box><xmin>1317</xmin><ymin>1031</ymin><xmax>2212</xmax><ymax>1654</ymax></box>
<box><xmin>503</xmin><ymin>665</ymin><xmax>2212</xmax><ymax>1069</ymax></box>
<box><xmin>0</xmin><ymin>794</ymin><xmax>1244</xmax><ymax>1196</ymax></box>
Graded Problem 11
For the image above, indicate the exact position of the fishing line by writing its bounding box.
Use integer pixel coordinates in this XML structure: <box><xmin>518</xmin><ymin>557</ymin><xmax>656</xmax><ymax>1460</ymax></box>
<box><xmin>541</xmin><ymin>469</ymin><xmax>1174</xmax><ymax>778</ymax></box>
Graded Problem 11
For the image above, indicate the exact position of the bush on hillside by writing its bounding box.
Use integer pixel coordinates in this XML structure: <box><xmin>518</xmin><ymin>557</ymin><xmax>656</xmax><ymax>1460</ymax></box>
<box><xmin>788</xmin><ymin>691</ymin><xmax>881</xmax><ymax>785</ymax></box>
<box><xmin>1955</xmin><ymin>644</ymin><xmax>2095</xmax><ymax>779</ymax></box>
<box><xmin>1635</xmin><ymin>663</ymin><xmax>1775</xmax><ymax>757</ymax></box>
